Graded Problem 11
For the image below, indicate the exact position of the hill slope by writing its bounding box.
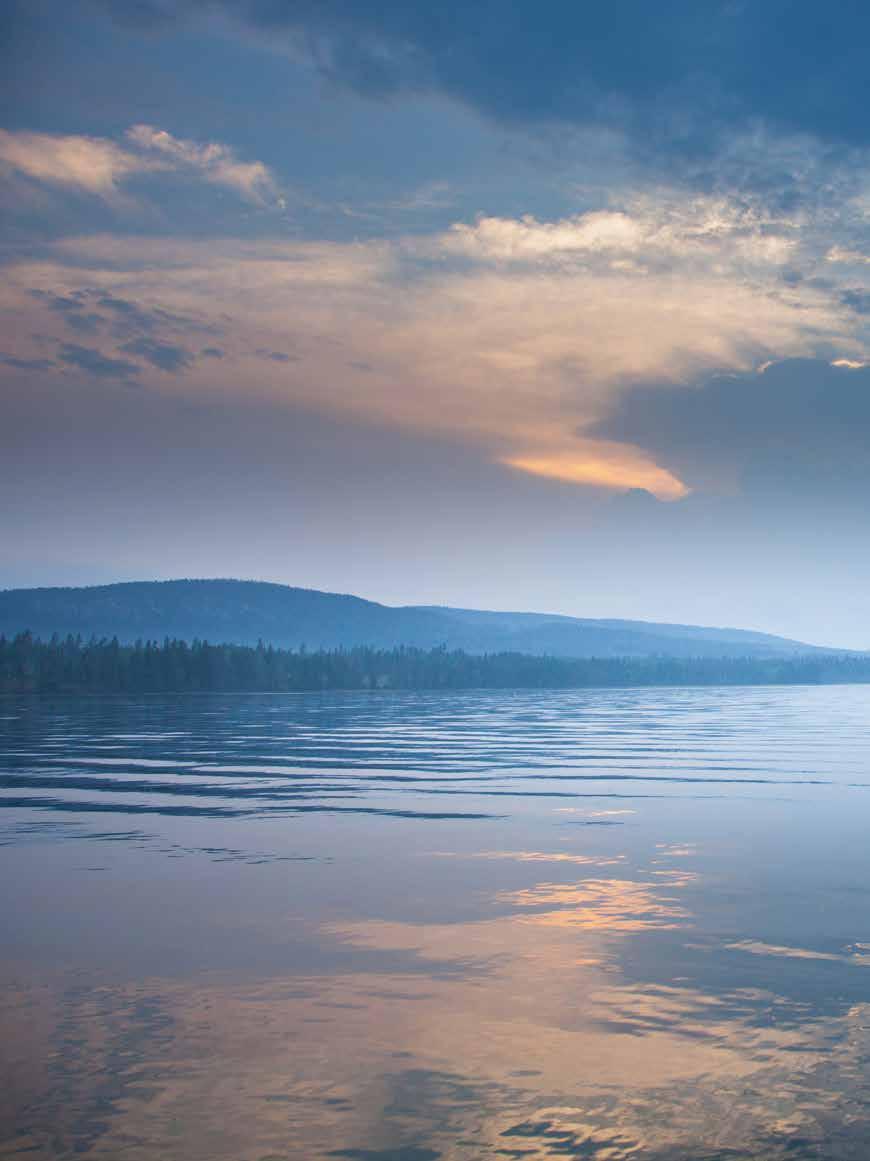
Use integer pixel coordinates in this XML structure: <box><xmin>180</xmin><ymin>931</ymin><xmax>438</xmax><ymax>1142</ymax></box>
<box><xmin>0</xmin><ymin>579</ymin><xmax>836</xmax><ymax>659</ymax></box>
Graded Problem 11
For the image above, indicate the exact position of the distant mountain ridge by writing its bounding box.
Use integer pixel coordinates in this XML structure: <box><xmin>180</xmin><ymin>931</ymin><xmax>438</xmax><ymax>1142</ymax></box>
<box><xmin>0</xmin><ymin>579</ymin><xmax>841</xmax><ymax>659</ymax></box>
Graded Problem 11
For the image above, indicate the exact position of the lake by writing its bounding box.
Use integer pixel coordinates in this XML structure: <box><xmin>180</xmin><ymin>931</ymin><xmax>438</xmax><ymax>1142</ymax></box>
<box><xmin>2</xmin><ymin>685</ymin><xmax>870</xmax><ymax>1159</ymax></box>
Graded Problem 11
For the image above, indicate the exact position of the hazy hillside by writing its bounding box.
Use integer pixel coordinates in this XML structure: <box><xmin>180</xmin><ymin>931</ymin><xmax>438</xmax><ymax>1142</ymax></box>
<box><xmin>0</xmin><ymin>579</ymin><xmax>835</xmax><ymax>659</ymax></box>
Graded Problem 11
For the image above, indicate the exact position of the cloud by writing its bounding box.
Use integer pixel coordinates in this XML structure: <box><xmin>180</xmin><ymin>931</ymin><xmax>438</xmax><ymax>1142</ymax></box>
<box><xmin>119</xmin><ymin>336</ymin><xmax>194</xmax><ymax>372</ymax></box>
<box><xmin>0</xmin><ymin>353</ymin><xmax>55</xmax><ymax>371</ymax></box>
<box><xmin>24</xmin><ymin>287</ymin><xmax>218</xmax><ymax>346</ymax></box>
<box><xmin>0</xmin><ymin>129</ymin><xmax>157</xmax><ymax>199</ymax></box>
<box><xmin>827</xmin><ymin>246</ymin><xmax>870</xmax><ymax>266</ymax></box>
<box><xmin>442</xmin><ymin>211</ymin><xmax>650</xmax><ymax>263</ymax></box>
<box><xmin>6</xmin><ymin>284</ymin><xmax>209</xmax><ymax>379</ymax></box>
<box><xmin>56</xmin><ymin>343</ymin><xmax>141</xmax><ymax>380</ymax></box>
<box><xmin>503</xmin><ymin>450</ymin><xmax>687</xmax><ymax>500</ymax></box>
<box><xmin>255</xmin><ymin>348</ymin><xmax>298</xmax><ymax>363</ymax></box>
<box><xmin>0</xmin><ymin>125</ymin><xmax>280</xmax><ymax>206</ymax></box>
<box><xmin>125</xmin><ymin>124</ymin><xmax>282</xmax><ymax>204</ymax></box>
<box><xmin>434</xmin><ymin>197</ymin><xmax>799</xmax><ymax>270</ymax></box>
<box><xmin>95</xmin><ymin>294</ymin><xmax>177</xmax><ymax>333</ymax></box>
<box><xmin>30</xmin><ymin>289</ymin><xmax>106</xmax><ymax>334</ymax></box>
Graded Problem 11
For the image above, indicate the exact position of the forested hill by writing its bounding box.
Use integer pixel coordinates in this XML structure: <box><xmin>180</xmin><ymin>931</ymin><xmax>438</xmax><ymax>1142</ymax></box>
<box><xmin>0</xmin><ymin>578</ymin><xmax>837</xmax><ymax>660</ymax></box>
<box><xmin>3</xmin><ymin>635</ymin><xmax>870</xmax><ymax>695</ymax></box>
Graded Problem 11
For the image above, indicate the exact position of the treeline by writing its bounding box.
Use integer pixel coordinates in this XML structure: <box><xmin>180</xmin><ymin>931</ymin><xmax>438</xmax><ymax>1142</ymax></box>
<box><xmin>2</xmin><ymin>632</ymin><xmax>870</xmax><ymax>694</ymax></box>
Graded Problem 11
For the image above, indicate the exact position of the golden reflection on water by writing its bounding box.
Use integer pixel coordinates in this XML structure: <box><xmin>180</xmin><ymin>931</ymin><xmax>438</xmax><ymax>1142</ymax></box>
<box><xmin>495</xmin><ymin>874</ymin><xmax>695</xmax><ymax>931</ymax></box>
<box><xmin>5</xmin><ymin>856</ymin><xmax>870</xmax><ymax>1159</ymax></box>
<box><xmin>432</xmin><ymin>850</ymin><xmax>627</xmax><ymax>867</ymax></box>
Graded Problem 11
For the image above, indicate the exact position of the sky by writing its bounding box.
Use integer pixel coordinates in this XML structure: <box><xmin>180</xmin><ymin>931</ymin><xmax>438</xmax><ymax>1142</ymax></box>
<box><xmin>2</xmin><ymin>0</ymin><xmax>870</xmax><ymax>647</ymax></box>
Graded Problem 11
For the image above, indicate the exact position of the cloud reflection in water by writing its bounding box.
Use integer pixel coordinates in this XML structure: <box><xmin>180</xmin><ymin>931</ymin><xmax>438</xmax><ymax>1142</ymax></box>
<box><xmin>3</xmin><ymin>688</ymin><xmax>870</xmax><ymax>1157</ymax></box>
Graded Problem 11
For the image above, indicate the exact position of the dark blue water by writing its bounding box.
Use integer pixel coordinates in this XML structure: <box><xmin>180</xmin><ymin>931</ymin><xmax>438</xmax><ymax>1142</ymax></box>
<box><xmin>2</xmin><ymin>686</ymin><xmax>870</xmax><ymax>1159</ymax></box>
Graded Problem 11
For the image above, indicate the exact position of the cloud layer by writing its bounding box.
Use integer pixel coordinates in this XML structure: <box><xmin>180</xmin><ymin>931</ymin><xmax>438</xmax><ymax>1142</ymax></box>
<box><xmin>2</xmin><ymin>179</ymin><xmax>867</xmax><ymax>498</ymax></box>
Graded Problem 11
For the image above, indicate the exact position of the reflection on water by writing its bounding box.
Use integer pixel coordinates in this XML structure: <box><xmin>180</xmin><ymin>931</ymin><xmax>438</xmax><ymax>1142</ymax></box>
<box><xmin>2</xmin><ymin>686</ymin><xmax>870</xmax><ymax>1158</ymax></box>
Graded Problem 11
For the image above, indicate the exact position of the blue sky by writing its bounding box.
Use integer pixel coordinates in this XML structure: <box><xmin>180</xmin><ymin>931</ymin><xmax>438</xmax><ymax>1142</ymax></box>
<box><xmin>2</xmin><ymin>1</ymin><xmax>870</xmax><ymax>645</ymax></box>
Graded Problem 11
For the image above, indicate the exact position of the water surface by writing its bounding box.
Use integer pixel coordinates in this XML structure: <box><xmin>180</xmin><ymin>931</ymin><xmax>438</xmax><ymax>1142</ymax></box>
<box><xmin>2</xmin><ymin>686</ymin><xmax>870</xmax><ymax>1159</ymax></box>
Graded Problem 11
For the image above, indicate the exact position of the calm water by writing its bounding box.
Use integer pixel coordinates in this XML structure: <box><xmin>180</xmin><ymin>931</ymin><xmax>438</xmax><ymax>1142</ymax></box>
<box><xmin>2</xmin><ymin>686</ymin><xmax>870</xmax><ymax>1160</ymax></box>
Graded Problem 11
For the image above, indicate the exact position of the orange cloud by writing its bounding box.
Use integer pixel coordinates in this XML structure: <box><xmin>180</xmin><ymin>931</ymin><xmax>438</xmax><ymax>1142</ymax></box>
<box><xmin>503</xmin><ymin>450</ymin><xmax>689</xmax><ymax>500</ymax></box>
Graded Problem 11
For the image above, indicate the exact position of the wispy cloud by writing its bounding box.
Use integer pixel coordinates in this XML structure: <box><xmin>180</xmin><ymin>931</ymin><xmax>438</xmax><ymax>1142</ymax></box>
<box><xmin>125</xmin><ymin>125</ymin><xmax>283</xmax><ymax>205</ymax></box>
<box><xmin>119</xmin><ymin>336</ymin><xmax>194</xmax><ymax>373</ymax></box>
<box><xmin>0</xmin><ymin>129</ymin><xmax>155</xmax><ymax>199</ymax></box>
<box><xmin>0</xmin><ymin>125</ymin><xmax>282</xmax><ymax>207</ymax></box>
